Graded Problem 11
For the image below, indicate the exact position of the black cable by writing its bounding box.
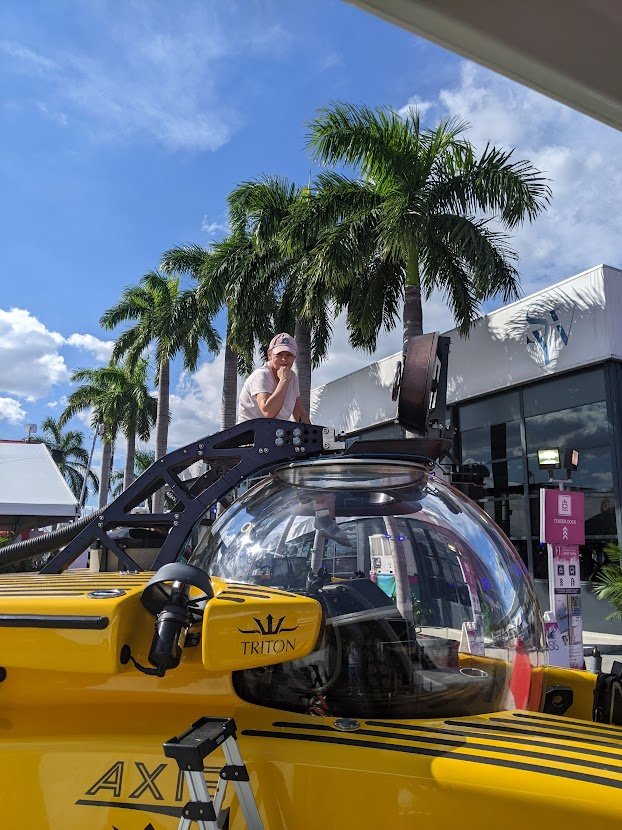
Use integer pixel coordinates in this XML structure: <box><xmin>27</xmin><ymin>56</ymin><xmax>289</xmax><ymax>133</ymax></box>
<box><xmin>0</xmin><ymin>508</ymin><xmax>104</xmax><ymax>568</ymax></box>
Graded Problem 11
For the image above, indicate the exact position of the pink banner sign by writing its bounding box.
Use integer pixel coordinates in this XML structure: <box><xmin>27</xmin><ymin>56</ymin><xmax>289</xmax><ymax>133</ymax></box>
<box><xmin>539</xmin><ymin>489</ymin><xmax>585</xmax><ymax>545</ymax></box>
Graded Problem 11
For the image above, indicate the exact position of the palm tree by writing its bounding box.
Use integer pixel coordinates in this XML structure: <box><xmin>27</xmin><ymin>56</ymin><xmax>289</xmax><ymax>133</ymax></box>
<box><xmin>60</xmin><ymin>366</ymin><xmax>126</xmax><ymax>509</ymax></box>
<box><xmin>228</xmin><ymin>176</ymin><xmax>338</xmax><ymax>412</ymax></box>
<box><xmin>103</xmin><ymin>358</ymin><xmax>157</xmax><ymax>490</ymax></box>
<box><xmin>100</xmin><ymin>271</ymin><xmax>220</xmax><ymax>512</ymax></box>
<box><xmin>33</xmin><ymin>416</ymin><xmax>99</xmax><ymax>502</ymax></box>
<box><xmin>307</xmin><ymin>103</ymin><xmax>551</xmax><ymax>351</ymax></box>
<box><xmin>161</xmin><ymin>235</ymin><xmax>286</xmax><ymax>428</ymax></box>
<box><xmin>159</xmin><ymin>242</ymin><xmax>262</xmax><ymax>430</ymax></box>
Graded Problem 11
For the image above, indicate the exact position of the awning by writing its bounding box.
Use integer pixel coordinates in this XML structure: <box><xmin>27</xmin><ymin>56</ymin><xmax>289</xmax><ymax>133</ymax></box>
<box><xmin>0</xmin><ymin>441</ymin><xmax>80</xmax><ymax>533</ymax></box>
<box><xmin>350</xmin><ymin>0</ymin><xmax>622</xmax><ymax>132</ymax></box>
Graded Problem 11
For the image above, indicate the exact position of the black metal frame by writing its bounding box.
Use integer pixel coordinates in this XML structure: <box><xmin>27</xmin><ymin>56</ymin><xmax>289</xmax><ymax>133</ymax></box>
<box><xmin>39</xmin><ymin>334</ymin><xmax>455</xmax><ymax>576</ymax></box>
<box><xmin>41</xmin><ymin>419</ymin><xmax>327</xmax><ymax>574</ymax></box>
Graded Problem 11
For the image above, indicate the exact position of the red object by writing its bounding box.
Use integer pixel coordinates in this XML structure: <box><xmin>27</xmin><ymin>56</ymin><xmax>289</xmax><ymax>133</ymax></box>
<box><xmin>508</xmin><ymin>640</ymin><xmax>532</xmax><ymax>710</ymax></box>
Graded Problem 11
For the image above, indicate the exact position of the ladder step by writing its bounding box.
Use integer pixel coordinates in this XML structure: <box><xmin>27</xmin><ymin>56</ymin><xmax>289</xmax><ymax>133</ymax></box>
<box><xmin>164</xmin><ymin>716</ymin><xmax>264</xmax><ymax>829</ymax></box>
<box><xmin>164</xmin><ymin>717</ymin><xmax>237</xmax><ymax>770</ymax></box>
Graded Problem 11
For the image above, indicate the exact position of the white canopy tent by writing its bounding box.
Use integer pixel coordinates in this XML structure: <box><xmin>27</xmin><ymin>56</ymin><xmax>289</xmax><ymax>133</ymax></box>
<box><xmin>0</xmin><ymin>441</ymin><xmax>79</xmax><ymax>534</ymax></box>
<box><xmin>350</xmin><ymin>0</ymin><xmax>622</xmax><ymax>132</ymax></box>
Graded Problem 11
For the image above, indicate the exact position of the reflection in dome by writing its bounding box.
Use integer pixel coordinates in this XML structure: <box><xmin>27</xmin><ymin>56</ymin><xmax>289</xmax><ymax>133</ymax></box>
<box><xmin>189</xmin><ymin>459</ymin><xmax>544</xmax><ymax>719</ymax></box>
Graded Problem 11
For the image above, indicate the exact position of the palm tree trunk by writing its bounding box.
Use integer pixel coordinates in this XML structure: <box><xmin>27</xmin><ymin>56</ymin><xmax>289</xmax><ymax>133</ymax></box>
<box><xmin>98</xmin><ymin>440</ymin><xmax>113</xmax><ymax>509</ymax></box>
<box><xmin>221</xmin><ymin>319</ymin><xmax>239</xmax><ymax>429</ymax></box>
<box><xmin>79</xmin><ymin>425</ymin><xmax>99</xmax><ymax>508</ymax></box>
<box><xmin>294</xmin><ymin>319</ymin><xmax>312</xmax><ymax>414</ymax></box>
<box><xmin>403</xmin><ymin>241</ymin><xmax>424</xmax><ymax>351</ymax></box>
<box><xmin>153</xmin><ymin>359</ymin><xmax>170</xmax><ymax>513</ymax></box>
<box><xmin>124</xmin><ymin>429</ymin><xmax>136</xmax><ymax>491</ymax></box>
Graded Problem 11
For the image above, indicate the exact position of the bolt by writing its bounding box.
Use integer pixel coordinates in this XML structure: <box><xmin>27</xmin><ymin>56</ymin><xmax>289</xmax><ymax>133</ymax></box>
<box><xmin>323</xmin><ymin>443</ymin><xmax>330</xmax><ymax>449</ymax></box>
<box><xmin>323</xmin><ymin>427</ymin><xmax>329</xmax><ymax>434</ymax></box>
<box><xmin>275</xmin><ymin>438</ymin><xmax>284</xmax><ymax>446</ymax></box>
<box><xmin>276</xmin><ymin>429</ymin><xmax>284</xmax><ymax>437</ymax></box>
<box><xmin>293</xmin><ymin>428</ymin><xmax>301</xmax><ymax>437</ymax></box>
<box><xmin>293</xmin><ymin>437</ymin><xmax>301</xmax><ymax>445</ymax></box>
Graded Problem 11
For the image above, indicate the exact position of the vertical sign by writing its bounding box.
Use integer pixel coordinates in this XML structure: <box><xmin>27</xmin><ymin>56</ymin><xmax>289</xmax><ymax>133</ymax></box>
<box><xmin>540</xmin><ymin>489</ymin><xmax>585</xmax><ymax>669</ymax></box>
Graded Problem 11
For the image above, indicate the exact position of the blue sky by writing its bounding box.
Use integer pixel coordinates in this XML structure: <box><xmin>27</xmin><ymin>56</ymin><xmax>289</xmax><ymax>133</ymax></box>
<box><xmin>2</xmin><ymin>0</ymin><xmax>622</xmax><ymax>470</ymax></box>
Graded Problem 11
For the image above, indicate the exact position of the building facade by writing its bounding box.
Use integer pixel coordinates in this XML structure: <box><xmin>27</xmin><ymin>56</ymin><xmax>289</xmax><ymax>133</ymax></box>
<box><xmin>311</xmin><ymin>264</ymin><xmax>622</xmax><ymax>631</ymax></box>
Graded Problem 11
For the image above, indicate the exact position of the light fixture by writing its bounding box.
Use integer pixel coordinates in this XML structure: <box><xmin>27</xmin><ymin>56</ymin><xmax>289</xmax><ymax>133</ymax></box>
<box><xmin>537</xmin><ymin>447</ymin><xmax>579</xmax><ymax>482</ymax></box>
<box><xmin>563</xmin><ymin>449</ymin><xmax>579</xmax><ymax>471</ymax></box>
<box><xmin>537</xmin><ymin>448</ymin><xmax>561</xmax><ymax>470</ymax></box>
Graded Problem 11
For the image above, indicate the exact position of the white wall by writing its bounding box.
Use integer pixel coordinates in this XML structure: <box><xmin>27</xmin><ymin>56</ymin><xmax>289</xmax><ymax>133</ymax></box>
<box><xmin>311</xmin><ymin>264</ymin><xmax>622</xmax><ymax>432</ymax></box>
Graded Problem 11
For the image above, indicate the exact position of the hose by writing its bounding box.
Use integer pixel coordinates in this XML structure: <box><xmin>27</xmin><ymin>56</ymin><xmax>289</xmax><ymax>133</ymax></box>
<box><xmin>0</xmin><ymin>508</ymin><xmax>104</xmax><ymax>568</ymax></box>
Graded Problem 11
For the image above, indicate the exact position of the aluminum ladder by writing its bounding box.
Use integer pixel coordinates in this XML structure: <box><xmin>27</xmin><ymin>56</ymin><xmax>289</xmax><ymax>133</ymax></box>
<box><xmin>163</xmin><ymin>717</ymin><xmax>264</xmax><ymax>830</ymax></box>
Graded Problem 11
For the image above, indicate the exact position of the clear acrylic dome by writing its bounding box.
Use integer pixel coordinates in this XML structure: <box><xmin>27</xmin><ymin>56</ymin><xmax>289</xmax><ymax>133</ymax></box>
<box><xmin>189</xmin><ymin>459</ymin><xmax>544</xmax><ymax>719</ymax></box>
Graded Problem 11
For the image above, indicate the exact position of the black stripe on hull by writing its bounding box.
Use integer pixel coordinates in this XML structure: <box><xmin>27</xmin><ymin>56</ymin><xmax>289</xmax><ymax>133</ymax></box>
<box><xmin>75</xmin><ymin>799</ymin><xmax>182</xmax><ymax>817</ymax></box>
<box><xmin>0</xmin><ymin>614</ymin><xmax>109</xmax><ymax>629</ymax></box>
<box><xmin>242</xmin><ymin>727</ymin><xmax>622</xmax><ymax>791</ymax></box>
<box><xmin>440</xmin><ymin>718</ymin><xmax>622</xmax><ymax>751</ymax></box>
<box><xmin>272</xmin><ymin>719</ymin><xmax>622</xmax><ymax>770</ymax></box>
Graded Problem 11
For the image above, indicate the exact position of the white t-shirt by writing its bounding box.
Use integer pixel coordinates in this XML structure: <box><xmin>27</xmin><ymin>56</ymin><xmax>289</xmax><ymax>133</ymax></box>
<box><xmin>238</xmin><ymin>364</ymin><xmax>300</xmax><ymax>422</ymax></box>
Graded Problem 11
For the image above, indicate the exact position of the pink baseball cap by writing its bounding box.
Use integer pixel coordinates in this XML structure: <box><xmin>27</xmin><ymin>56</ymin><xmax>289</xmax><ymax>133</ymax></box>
<box><xmin>268</xmin><ymin>332</ymin><xmax>297</xmax><ymax>356</ymax></box>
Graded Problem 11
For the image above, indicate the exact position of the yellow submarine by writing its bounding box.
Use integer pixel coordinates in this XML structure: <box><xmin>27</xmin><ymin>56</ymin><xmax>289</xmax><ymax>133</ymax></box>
<box><xmin>1</xmin><ymin>334</ymin><xmax>621</xmax><ymax>829</ymax></box>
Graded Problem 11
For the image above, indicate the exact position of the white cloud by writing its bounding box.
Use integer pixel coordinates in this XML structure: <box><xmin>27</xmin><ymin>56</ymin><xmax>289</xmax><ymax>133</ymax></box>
<box><xmin>397</xmin><ymin>96</ymin><xmax>433</xmax><ymax>120</ymax></box>
<box><xmin>319</xmin><ymin>51</ymin><xmax>344</xmax><ymax>72</ymax></box>
<box><xmin>0</xmin><ymin>6</ymin><xmax>291</xmax><ymax>152</ymax></box>
<box><xmin>0</xmin><ymin>308</ymin><xmax>70</xmax><ymax>400</ymax></box>
<box><xmin>65</xmin><ymin>333</ymin><xmax>114</xmax><ymax>362</ymax></box>
<box><xmin>35</xmin><ymin>100</ymin><xmax>68</xmax><ymax>127</ymax></box>
<box><xmin>0</xmin><ymin>397</ymin><xmax>27</xmax><ymax>425</ymax></box>
<box><xmin>0</xmin><ymin>309</ymin><xmax>114</xmax><ymax>403</ymax></box>
<box><xmin>167</xmin><ymin>352</ymin><xmax>226</xmax><ymax>448</ymax></box>
<box><xmin>0</xmin><ymin>41</ymin><xmax>57</xmax><ymax>73</ymax></box>
<box><xmin>201</xmin><ymin>217</ymin><xmax>230</xmax><ymax>240</ymax></box>
<box><xmin>47</xmin><ymin>395</ymin><xmax>68</xmax><ymax>410</ymax></box>
<box><xmin>424</xmin><ymin>62</ymin><xmax>622</xmax><ymax>293</ymax></box>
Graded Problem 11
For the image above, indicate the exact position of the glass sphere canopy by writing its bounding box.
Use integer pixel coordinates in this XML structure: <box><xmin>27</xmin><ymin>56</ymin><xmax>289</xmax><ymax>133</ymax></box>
<box><xmin>190</xmin><ymin>458</ymin><xmax>544</xmax><ymax>719</ymax></box>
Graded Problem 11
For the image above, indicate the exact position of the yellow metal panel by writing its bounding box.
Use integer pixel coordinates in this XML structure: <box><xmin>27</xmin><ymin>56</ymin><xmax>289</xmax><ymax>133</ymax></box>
<box><xmin>202</xmin><ymin>579</ymin><xmax>322</xmax><ymax>671</ymax></box>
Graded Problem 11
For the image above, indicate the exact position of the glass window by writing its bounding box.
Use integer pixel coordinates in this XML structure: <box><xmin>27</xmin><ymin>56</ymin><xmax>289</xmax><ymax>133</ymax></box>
<box><xmin>190</xmin><ymin>460</ymin><xmax>544</xmax><ymax>719</ymax></box>
<box><xmin>461</xmin><ymin>422</ymin><xmax>522</xmax><ymax>464</ymax></box>
<box><xmin>525</xmin><ymin>402</ymin><xmax>609</xmax><ymax>453</ymax></box>
<box><xmin>523</xmin><ymin>368</ymin><xmax>605</xmax><ymax>417</ymax></box>
<box><xmin>459</xmin><ymin>390</ymin><xmax>520</xmax><ymax>431</ymax></box>
<box><xmin>532</xmin><ymin>541</ymin><xmax>616</xmax><ymax>582</ymax></box>
<box><xmin>584</xmin><ymin>494</ymin><xmax>617</xmax><ymax>537</ymax></box>
<box><xmin>527</xmin><ymin>446</ymin><xmax>613</xmax><ymax>492</ymax></box>
<box><xmin>486</xmin><ymin>458</ymin><xmax>525</xmax><ymax>497</ymax></box>
<box><xmin>481</xmin><ymin>497</ymin><xmax>528</xmax><ymax>539</ymax></box>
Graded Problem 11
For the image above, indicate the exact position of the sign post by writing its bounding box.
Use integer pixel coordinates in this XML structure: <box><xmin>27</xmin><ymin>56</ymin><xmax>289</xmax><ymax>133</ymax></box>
<box><xmin>539</xmin><ymin>488</ymin><xmax>585</xmax><ymax>668</ymax></box>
